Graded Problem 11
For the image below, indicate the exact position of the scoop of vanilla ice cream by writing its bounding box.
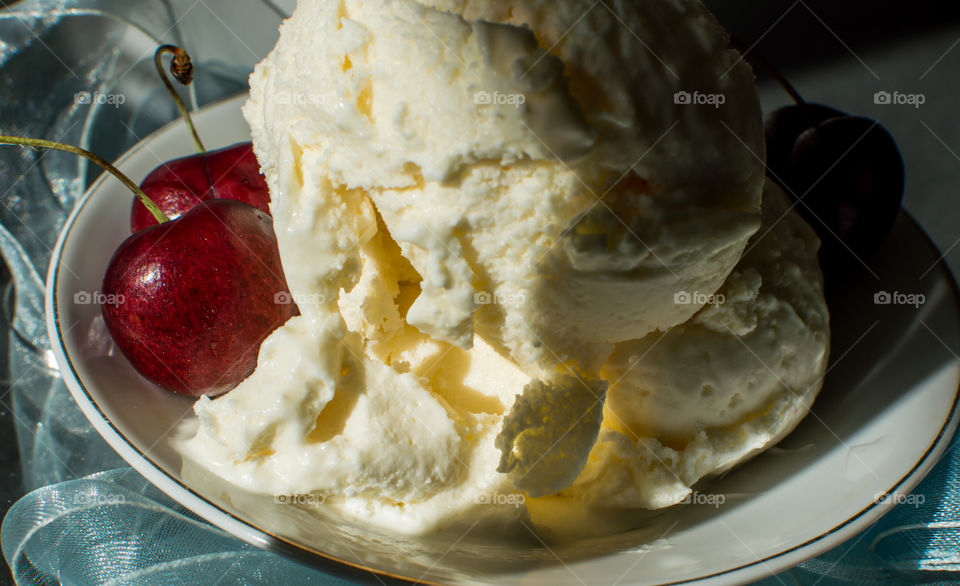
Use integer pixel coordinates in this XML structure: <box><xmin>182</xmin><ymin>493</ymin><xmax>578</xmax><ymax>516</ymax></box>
<box><xmin>496</xmin><ymin>376</ymin><xmax>606</xmax><ymax>497</ymax></box>
<box><xmin>179</xmin><ymin>0</ymin><xmax>814</xmax><ymax>536</ymax></box>
<box><xmin>411</xmin><ymin>0</ymin><xmax>765</xmax><ymax>371</ymax></box>
<box><xmin>553</xmin><ymin>181</ymin><xmax>829</xmax><ymax>512</ymax></box>
<box><xmin>243</xmin><ymin>0</ymin><xmax>764</xmax><ymax>374</ymax></box>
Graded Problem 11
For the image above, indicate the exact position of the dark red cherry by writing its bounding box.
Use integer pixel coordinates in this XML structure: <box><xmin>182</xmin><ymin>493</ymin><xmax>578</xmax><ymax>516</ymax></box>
<box><xmin>788</xmin><ymin>116</ymin><xmax>904</xmax><ymax>274</ymax></box>
<box><xmin>130</xmin><ymin>142</ymin><xmax>271</xmax><ymax>232</ymax></box>
<box><xmin>765</xmin><ymin>103</ymin><xmax>845</xmax><ymax>186</ymax></box>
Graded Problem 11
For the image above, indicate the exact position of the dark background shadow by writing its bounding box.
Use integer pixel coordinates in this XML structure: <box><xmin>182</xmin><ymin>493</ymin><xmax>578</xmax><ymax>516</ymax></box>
<box><xmin>705</xmin><ymin>1</ymin><xmax>960</xmax><ymax>74</ymax></box>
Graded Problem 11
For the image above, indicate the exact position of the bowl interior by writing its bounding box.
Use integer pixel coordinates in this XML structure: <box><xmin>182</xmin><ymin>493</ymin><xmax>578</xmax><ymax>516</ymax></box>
<box><xmin>47</xmin><ymin>95</ymin><xmax>960</xmax><ymax>585</ymax></box>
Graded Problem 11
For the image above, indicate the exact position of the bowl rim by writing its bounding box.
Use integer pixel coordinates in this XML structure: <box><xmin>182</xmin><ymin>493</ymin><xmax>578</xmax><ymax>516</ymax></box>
<box><xmin>44</xmin><ymin>94</ymin><xmax>960</xmax><ymax>586</ymax></box>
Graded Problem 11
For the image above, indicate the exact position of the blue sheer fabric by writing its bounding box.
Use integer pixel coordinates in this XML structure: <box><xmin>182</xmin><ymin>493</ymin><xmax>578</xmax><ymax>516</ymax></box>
<box><xmin>0</xmin><ymin>1</ymin><xmax>958</xmax><ymax>584</ymax></box>
<box><xmin>1</xmin><ymin>469</ymin><xmax>349</xmax><ymax>585</ymax></box>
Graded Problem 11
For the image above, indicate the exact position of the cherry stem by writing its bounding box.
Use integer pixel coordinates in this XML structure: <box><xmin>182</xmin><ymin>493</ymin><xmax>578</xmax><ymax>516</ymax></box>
<box><xmin>730</xmin><ymin>38</ymin><xmax>807</xmax><ymax>108</ymax></box>
<box><xmin>155</xmin><ymin>45</ymin><xmax>206</xmax><ymax>153</ymax></box>
<box><xmin>0</xmin><ymin>136</ymin><xmax>169</xmax><ymax>225</ymax></box>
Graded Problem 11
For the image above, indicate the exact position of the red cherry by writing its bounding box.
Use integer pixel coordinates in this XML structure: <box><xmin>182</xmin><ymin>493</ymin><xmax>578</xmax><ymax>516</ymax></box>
<box><xmin>1</xmin><ymin>131</ymin><xmax>294</xmax><ymax>398</ymax></box>
<box><xmin>130</xmin><ymin>142</ymin><xmax>271</xmax><ymax>232</ymax></box>
<box><xmin>735</xmin><ymin>41</ymin><xmax>904</xmax><ymax>278</ymax></box>
<box><xmin>104</xmin><ymin>199</ymin><xmax>296</xmax><ymax>396</ymax></box>
<box><xmin>788</xmin><ymin>116</ymin><xmax>904</xmax><ymax>274</ymax></box>
<box><xmin>764</xmin><ymin>103</ymin><xmax>845</xmax><ymax>186</ymax></box>
<box><xmin>129</xmin><ymin>45</ymin><xmax>271</xmax><ymax>233</ymax></box>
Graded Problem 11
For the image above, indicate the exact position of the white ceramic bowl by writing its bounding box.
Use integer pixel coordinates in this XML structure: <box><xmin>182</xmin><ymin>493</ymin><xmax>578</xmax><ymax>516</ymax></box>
<box><xmin>46</xmin><ymin>95</ymin><xmax>960</xmax><ymax>585</ymax></box>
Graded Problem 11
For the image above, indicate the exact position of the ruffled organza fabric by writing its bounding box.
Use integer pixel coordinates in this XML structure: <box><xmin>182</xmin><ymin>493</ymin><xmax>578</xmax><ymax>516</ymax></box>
<box><xmin>1</xmin><ymin>468</ymin><xmax>349</xmax><ymax>585</ymax></box>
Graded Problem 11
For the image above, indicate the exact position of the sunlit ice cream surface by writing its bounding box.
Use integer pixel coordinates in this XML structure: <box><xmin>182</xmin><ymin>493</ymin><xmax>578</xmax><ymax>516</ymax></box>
<box><xmin>178</xmin><ymin>0</ymin><xmax>828</xmax><ymax>536</ymax></box>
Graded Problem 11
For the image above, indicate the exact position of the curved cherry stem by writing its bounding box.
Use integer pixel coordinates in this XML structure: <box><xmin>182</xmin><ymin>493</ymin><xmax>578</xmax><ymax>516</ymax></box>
<box><xmin>155</xmin><ymin>45</ymin><xmax>206</xmax><ymax>153</ymax></box>
<box><xmin>0</xmin><ymin>136</ymin><xmax>169</xmax><ymax>225</ymax></box>
<box><xmin>730</xmin><ymin>38</ymin><xmax>807</xmax><ymax>109</ymax></box>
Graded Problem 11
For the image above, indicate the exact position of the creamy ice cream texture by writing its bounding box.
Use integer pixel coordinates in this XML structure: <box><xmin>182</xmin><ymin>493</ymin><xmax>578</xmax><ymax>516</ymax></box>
<box><xmin>180</xmin><ymin>0</ymin><xmax>829</xmax><ymax>535</ymax></box>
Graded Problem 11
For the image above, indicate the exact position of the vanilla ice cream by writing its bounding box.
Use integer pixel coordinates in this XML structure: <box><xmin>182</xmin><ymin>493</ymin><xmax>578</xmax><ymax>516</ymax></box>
<box><xmin>179</xmin><ymin>0</ymin><xmax>828</xmax><ymax>536</ymax></box>
<box><xmin>555</xmin><ymin>180</ymin><xmax>829</xmax><ymax>515</ymax></box>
